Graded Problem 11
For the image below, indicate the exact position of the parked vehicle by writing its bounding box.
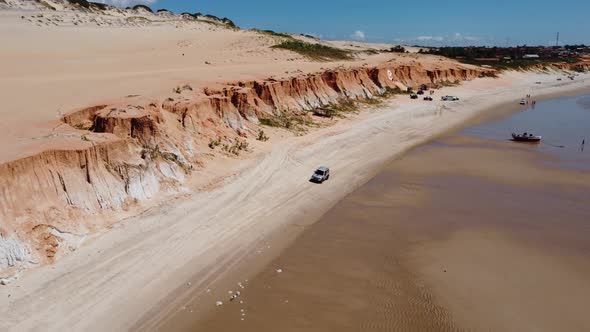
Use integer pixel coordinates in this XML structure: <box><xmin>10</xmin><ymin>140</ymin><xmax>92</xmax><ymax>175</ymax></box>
<box><xmin>441</xmin><ymin>95</ymin><xmax>459</xmax><ymax>101</ymax></box>
<box><xmin>417</xmin><ymin>89</ymin><xmax>425</xmax><ymax>95</ymax></box>
<box><xmin>410</xmin><ymin>93</ymin><xmax>418</xmax><ymax>99</ymax></box>
<box><xmin>310</xmin><ymin>166</ymin><xmax>330</xmax><ymax>183</ymax></box>
<box><xmin>520</xmin><ymin>99</ymin><xmax>526</xmax><ymax>105</ymax></box>
<box><xmin>423</xmin><ymin>96</ymin><xmax>433</xmax><ymax>101</ymax></box>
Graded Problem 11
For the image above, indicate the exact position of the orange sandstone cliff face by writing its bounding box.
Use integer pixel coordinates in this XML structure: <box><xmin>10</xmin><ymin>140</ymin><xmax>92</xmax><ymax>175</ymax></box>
<box><xmin>551</xmin><ymin>60</ymin><xmax>590</xmax><ymax>72</ymax></box>
<box><xmin>0</xmin><ymin>62</ymin><xmax>494</xmax><ymax>280</ymax></box>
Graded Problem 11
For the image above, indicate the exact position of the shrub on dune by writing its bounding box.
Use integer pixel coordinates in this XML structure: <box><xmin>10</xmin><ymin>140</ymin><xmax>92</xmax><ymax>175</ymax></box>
<box><xmin>130</xmin><ymin>4</ymin><xmax>153</xmax><ymax>13</ymax></box>
<box><xmin>272</xmin><ymin>40</ymin><xmax>352</xmax><ymax>61</ymax></box>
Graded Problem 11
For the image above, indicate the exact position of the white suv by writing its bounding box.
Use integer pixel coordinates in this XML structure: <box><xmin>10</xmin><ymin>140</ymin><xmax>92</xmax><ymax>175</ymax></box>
<box><xmin>310</xmin><ymin>166</ymin><xmax>330</xmax><ymax>183</ymax></box>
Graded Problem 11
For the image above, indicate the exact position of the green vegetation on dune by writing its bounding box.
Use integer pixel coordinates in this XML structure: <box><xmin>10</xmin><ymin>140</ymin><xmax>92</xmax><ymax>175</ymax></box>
<box><xmin>89</xmin><ymin>2</ymin><xmax>108</xmax><ymax>10</ymax></box>
<box><xmin>313</xmin><ymin>99</ymin><xmax>358</xmax><ymax>118</ymax></box>
<box><xmin>253</xmin><ymin>29</ymin><xmax>352</xmax><ymax>61</ymax></box>
<box><xmin>199</xmin><ymin>19</ymin><xmax>239</xmax><ymax>30</ymax></box>
<box><xmin>257</xmin><ymin>130</ymin><xmax>269</xmax><ymax>142</ymax></box>
<box><xmin>326</xmin><ymin>99</ymin><xmax>359</xmax><ymax>114</ymax></box>
<box><xmin>272</xmin><ymin>40</ymin><xmax>352</xmax><ymax>61</ymax></box>
<box><xmin>380</xmin><ymin>86</ymin><xmax>409</xmax><ymax>97</ymax></box>
<box><xmin>252</xmin><ymin>29</ymin><xmax>294</xmax><ymax>39</ymax></box>
<box><xmin>259</xmin><ymin>112</ymin><xmax>318</xmax><ymax>134</ymax></box>
<box><xmin>66</xmin><ymin>0</ymin><xmax>90</xmax><ymax>8</ymax></box>
<box><xmin>301</xmin><ymin>34</ymin><xmax>320</xmax><ymax>40</ymax></box>
<box><xmin>258</xmin><ymin>86</ymin><xmax>413</xmax><ymax>132</ymax></box>
<box><xmin>130</xmin><ymin>4</ymin><xmax>153</xmax><ymax>13</ymax></box>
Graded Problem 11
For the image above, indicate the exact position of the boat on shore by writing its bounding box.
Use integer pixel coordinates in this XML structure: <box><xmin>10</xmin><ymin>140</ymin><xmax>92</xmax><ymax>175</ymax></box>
<box><xmin>511</xmin><ymin>132</ymin><xmax>542</xmax><ymax>142</ymax></box>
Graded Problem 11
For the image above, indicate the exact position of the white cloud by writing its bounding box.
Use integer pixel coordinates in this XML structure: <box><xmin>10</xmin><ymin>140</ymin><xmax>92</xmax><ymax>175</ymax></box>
<box><xmin>397</xmin><ymin>33</ymin><xmax>484</xmax><ymax>45</ymax></box>
<box><xmin>453</xmin><ymin>33</ymin><xmax>480</xmax><ymax>42</ymax></box>
<box><xmin>94</xmin><ymin>0</ymin><xmax>157</xmax><ymax>7</ymax></box>
<box><xmin>351</xmin><ymin>30</ymin><xmax>366</xmax><ymax>41</ymax></box>
<box><xmin>464</xmin><ymin>36</ymin><xmax>480</xmax><ymax>41</ymax></box>
<box><xmin>416</xmin><ymin>36</ymin><xmax>444</xmax><ymax>42</ymax></box>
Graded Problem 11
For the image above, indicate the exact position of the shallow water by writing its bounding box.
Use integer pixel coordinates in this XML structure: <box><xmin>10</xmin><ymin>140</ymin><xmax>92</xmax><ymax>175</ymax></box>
<box><xmin>463</xmin><ymin>93</ymin><xmax>590</xmax><ymax>170</ymax></box>
<box><xmin>183</xmin><ymin>94</ymin><xmax>590</xmax><ymax>332</ymax></box>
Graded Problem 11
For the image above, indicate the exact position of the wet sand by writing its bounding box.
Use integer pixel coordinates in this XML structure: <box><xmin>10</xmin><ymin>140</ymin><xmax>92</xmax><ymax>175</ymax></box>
<box><xmin>172</xmin><ymin>94</ymin><xmax>590</xmax><ymax>331</ymax></box>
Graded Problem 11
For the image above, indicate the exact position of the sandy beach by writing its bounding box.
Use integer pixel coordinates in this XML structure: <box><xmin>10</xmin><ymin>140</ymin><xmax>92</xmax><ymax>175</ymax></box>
<box><xmin>196</xmin><ymin>94</ymin><xmax>590</xmax><ymax>332</ymax></box>
<box><xmin>0</xmin><ymin>70</ymin><xmax>588</xmax><ymax>331</ymax></box>
<box><xmin>1</xmin><ymin>2</ymin><xmax>590</xmax><ymax>331</ymax></box>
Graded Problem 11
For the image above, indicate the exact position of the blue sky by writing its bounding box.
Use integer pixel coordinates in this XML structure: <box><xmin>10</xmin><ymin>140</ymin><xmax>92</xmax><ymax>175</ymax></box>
<box><xmin>102</xmin><ymin>0</ymin><xmax>590</xmax><ymax>46</ymax></box>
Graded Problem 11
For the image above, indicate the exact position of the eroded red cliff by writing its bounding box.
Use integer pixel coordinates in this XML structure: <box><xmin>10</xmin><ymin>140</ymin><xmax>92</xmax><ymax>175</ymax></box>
<box><xmin>0</xmin><ymin>62</ymin><xmax>495</xmax><ymax>278</ymax></box>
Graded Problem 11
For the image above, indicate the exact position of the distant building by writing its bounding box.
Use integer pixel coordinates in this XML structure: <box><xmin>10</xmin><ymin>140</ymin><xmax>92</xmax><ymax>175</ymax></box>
<box><xmin>523</xmin><ymin>54</ymin><xmax>540</xmax><ymax>59</ymax></box>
